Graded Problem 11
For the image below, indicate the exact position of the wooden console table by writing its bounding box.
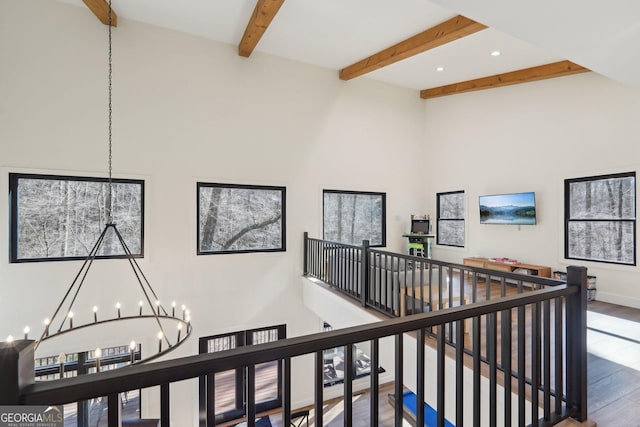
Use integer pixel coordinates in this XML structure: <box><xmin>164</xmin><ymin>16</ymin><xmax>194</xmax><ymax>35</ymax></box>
<box><xmin>463</xmin><ymin>257</ymin><xmax>551</xmax><ymax>278</ymax></box>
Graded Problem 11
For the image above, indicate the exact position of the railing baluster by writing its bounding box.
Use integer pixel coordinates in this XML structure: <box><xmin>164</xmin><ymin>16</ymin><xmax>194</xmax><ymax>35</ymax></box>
<box><xmin>518</xmin><ymin>305</ymin><xmax>526</xmax><ymax>427</ymax></box>
<box><xmin>247</xmin><ymin>364</ymin><xmax>255</xmax><ymax>427</ymax></box>
<box><xmin>370</xmin><ymin>338</ymin><xmax>379</xmax><ymax>426</ymax></box>
<box><xmin>456</xmin><ymin>318</ymin><xmax>464</xmax><ymax>426</ymax></box>
<box><xmin>283</xmin><ymin>357</ymin><xmax>291</xmax><ymax>427</ymax></box>
<box><xmin>314</xmin><ymin>350</ymin><xmax>323</xmax><ymax>427</ymax></box>
<box><xmin>303</xmin><ymin>232</ymin><xmax>309</xmax><ymax>275</ymax></box>
<box><xmin>502</xmin><ymin>308</ymin><xmax>512</xmax><ymax>425</ymax></box>
<box><xmin>532</xmin><ymin>302</ymin><xmax>541</xmax><ymax>424</ymax></box>
<box><xmin>554</xmin><ymin>297</ymin><xmax>564</xmax><ymax>415</ymax></box>
<box><xmin>107</xmin><ymin>393</ymin><xmax>120</xmax><ymax>427</ymax></box>
<box><xmin>437</xmin><ymin>324</ymin><xmax>445</xmax><ymax>427</ymax></box>
<box><xmin>488</xmin><ymin>312</ymin><xmax>497</xmax><ymax>427</ymax></box>
<box><xmin>161</xmin><ymin>382</ymin><xmax>170</xmax><ymax>427</ymax></box>
<box><xmin>416</xmin><ymin>328</ymin><xmax>425</xmax><ymax>427</ymax></box>
<box><xmin>207</xmin><ymin>373</ymin><xmax>215</xmax><ymax>427</ymax></box>
<box><xmin>344</xmin><ymin>343</ymin><xmax>354</xmax><ymax>427</ymax></box>
<box><xmin>544</xmin><ymin>299</ymin><xmax>551</xmax><ymax>420</ymax></box>
<box><xmin>473</xmin><ymin>315</ymin><xmax>481</xmax><ymax>427</ymax></box>
<box><xmin>395</xmin><ymin>333</ymin><xmax>403</xmax><ymax>427</ymax></box>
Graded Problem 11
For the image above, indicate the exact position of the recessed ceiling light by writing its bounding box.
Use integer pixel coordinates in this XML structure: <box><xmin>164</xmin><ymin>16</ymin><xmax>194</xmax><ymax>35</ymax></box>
<box><xmin>490</xmin><ymin>50</ymin><xmax>501</xmax><ymax>57</ymax></box>
<box><xmin>436</xmin><ymin>66</ymin><xmax>444</xmax><ymax>72</ymax></box>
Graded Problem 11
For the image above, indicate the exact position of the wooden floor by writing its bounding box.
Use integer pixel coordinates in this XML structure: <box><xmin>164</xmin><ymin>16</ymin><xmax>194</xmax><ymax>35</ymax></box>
<box><xmin>585</xmin><ymin>300</ymin><xmax>640</xmax><ymax>427</ymax></box>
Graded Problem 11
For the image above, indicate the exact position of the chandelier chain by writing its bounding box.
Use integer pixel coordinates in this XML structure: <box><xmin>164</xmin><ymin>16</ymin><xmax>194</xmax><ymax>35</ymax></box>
<box><xmin>107</xmin><ymin>0</ymin><xmax>113</xmax><ymax>224</ymax></box>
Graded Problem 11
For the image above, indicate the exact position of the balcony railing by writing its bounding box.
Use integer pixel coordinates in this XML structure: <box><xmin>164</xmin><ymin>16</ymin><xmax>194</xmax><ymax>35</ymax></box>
<box><xmin>0</xmin><ymin>234</ymin><xmax>588</xmax><ymax>427</ymax></box>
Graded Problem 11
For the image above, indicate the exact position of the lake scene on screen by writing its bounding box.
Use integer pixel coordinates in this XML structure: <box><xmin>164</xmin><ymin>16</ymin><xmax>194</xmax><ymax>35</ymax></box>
<box><xmin>479</xmin><ymin>192</ymin><xmax>536</xmax><ymax>225</ymax></box>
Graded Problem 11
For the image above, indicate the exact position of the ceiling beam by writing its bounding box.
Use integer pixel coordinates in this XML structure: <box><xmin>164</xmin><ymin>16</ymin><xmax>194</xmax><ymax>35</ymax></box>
<box><xmin>82</xmin><ymin>0</ymin><xmax>118</xmax><ymax>27</ymax></box>
<box><xmin>420</xmin><ymin>60</ymin><xmax>590</xmax><ymax>99</ymax></box>
<box><xmin>339</xmin><ymin>15</ymin><xmax>487</xmax><ymax>81</ymax></box>
<box><xmin>238</xmin><ymin>0</ymin><xmax>286</xmax><ymax>58</ymax></box>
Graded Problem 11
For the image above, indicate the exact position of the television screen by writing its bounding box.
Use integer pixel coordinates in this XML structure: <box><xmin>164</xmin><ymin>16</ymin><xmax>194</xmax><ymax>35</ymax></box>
<box><xmin>411</xmin><ymin>219</ymin><xmax>430</xmax><ymax>234</ymax></box>
<box><xmin>479</xmin><ymin>192</ymin><xmax>536</xmax><ymax>225</ymax></box>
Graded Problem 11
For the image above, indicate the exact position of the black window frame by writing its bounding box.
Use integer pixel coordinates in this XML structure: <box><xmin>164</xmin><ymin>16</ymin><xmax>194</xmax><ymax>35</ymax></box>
<box><xmin>322</xmin><ymin>189</ymin><xmax>386</xmax><ymax>247</ymax></box>
<box><xmin>564</xmin><ymin>171</ymin><xmax>636</xmax><ymax>266</ymax></box>
<box><xmin>198</xmin><ymin>324</ymin><xmax>286</xmax><ymax>424</ymax></box>
<box><xmin>9</xmin><ymin>172</ymin><xmax>145</xmax><ymax>263</ymax></box>
<box><xmin>436</xmin><ymin>190</ymin><xmax>465</xmax><ymax>248</ymax></box>
<box><xmin>197</xmin><ymin>182</ymin><xmax>286</xmax><ymax>255</ymax></box>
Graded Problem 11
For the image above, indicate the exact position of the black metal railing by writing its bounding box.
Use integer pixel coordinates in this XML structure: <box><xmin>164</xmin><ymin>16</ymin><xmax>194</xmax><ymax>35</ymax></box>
<box><xmin>303</xmin><ymin>233</ymin><xmax>588</xmax><ymax>426</ymax></box>
<box><xmin>0</xmin><ymin>235</ymin><xmax>588</xmax><ymax>427</ymax></box>
<box><xmin>1</xmin><ymin>267</ymin><xmax>587</xmax><ymax>426</ymax></box>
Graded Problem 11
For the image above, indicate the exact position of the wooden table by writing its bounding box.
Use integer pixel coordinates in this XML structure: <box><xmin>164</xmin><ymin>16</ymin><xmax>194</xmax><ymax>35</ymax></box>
<box><xmin>462</xmin><ymin>257</ymin><xmax>551</xmax><ymax>277</ymax></box>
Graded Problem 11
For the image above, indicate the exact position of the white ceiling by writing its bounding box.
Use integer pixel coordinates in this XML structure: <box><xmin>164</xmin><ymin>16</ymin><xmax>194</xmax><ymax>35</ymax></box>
<box><xmin>56</xmin><ymin>0</ymin><xmax>640</xmax><ymax>92</ymax></box>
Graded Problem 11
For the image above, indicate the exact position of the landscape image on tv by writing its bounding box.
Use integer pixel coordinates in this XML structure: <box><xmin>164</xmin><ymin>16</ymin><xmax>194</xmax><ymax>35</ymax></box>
<box><xmin>479</xmin><ymin>192</ymin><xmax>536</xmax><ymax>225</ymax></box>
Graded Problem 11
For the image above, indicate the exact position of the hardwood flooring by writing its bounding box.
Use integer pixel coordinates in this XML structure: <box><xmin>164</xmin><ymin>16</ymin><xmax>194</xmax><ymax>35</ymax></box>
<box><xmin>585</xmin><ymin>301</ymin><xmax>640</xmax><ymax>427</ymax></box>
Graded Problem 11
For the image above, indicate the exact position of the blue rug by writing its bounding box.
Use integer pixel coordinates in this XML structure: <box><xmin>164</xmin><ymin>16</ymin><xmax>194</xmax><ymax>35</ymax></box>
<box><xmin>402</xmin><ymin>391</ymin><xmax>455</xmax><ymax>427</ymax></box>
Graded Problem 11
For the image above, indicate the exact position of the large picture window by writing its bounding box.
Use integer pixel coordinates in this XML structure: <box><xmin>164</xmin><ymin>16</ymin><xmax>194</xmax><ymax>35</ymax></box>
<box><xmin>9</xmin><ymin>173</ymin><xmax>144</xmax><ymax>263</ymax></box>
<box><xmin>197</xmin><ymin>183</ymin><xmax>286</xmax><ymax>255</ymax></box>
<box><xmin>199</xmin><ymin>325</ymin><xmax>285</xmax><ymax>424</ymax></box>
<box><xmin>565</xmin><ymin>172</ymin><xmax>636</xmax><ymax>265</ymax></box>
<box><xmin>437</xmin><ymin>191</ymin><xmax>465</xmax><ymax>247</ymax></box>
<box><xmin>323</xmin><ymin>190</ymin><xmax>386</xmax><ymax>246</ymax></box>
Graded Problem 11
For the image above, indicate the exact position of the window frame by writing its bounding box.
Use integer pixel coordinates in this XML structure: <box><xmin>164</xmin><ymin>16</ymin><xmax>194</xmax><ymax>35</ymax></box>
<box><xmin>198</xmin><ymin>325</ymin><xmax>286</xmax><ymax>424</ymax></box>
<box><xmin>564</xmin><ymin>171</ymin><xmax>636</xmax><ymax>266</ymax></box>
<box><xmin>322</xmin><ymin>189</ymin><xmax>386</xmax><ymax>247</ymax></box>
<box><xmin>9</xmin><ymin>172</ymin><xmax>145</xmax><ymax>263</ymax></box>
<box><xmin>197</xmin><ymin>182</ymin><xmax>286</xmax><ymax>255</ymax></box>
<box><xmin>436</xmin><ymin>190</ymin><xmax>465</xmax><ymax>248</ymax></box>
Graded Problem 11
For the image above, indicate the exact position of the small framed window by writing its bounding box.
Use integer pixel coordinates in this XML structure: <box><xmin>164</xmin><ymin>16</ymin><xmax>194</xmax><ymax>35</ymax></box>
<box><xmin>197</xmin><ymin>183</ymin><xmax>286</xmax><ymax>255</ymax></box>
<box><xmin>323</xmin><ymin>190</ymin><xmax>386</xmax><ymax>246</ymax></box>
<box><xmin>565</xmin><ymin>172</ymin><xmax>636</xmax><ymax>265</ymax></box>
<box><xmin>437</xmin><ymin>191</ymin><xmax>465</xmax><ymax>247</ymax></box>
<box><xmin>9</xmin><ymin>173</ymin><xmax>144</xmax><ymax>263</ymax></box>
<box><xmin>199</xmin><ymin>325</ymin><xmax>286</xmax><ymax>424</ymax></box>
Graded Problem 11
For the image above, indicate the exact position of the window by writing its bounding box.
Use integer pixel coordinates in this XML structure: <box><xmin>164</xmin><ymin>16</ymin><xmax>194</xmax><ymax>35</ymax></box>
<box><xmin>565</xmin><ymin>172</ymin><xmax>636</xmax><ymax>265</ymax></box>
<box><xmin>197</xmin><ymin>183</ymin><xmax>286</xmax><ymax>255</ymax></box>
<box><xmin>323</xmin><ymin>190</ymin><xmax>386</xmax><ymax>246</ymax></box>
<box><xmin>199</xmin><ymin>325</ymin><xmax>285</xmax><ymax>424</ymax></box>
<box><xmin>437</xmin><ymin>191</ymin><xmax>465</xmax><ymax>247</ymax></box>
<box><xmin>9</xmin><ymin>173</ymin><xmax>144</xmax><ymax>263</ymax></box>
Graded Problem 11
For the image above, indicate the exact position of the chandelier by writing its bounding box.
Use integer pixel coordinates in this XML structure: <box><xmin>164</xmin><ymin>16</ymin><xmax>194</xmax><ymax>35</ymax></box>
<box><xmin>18</xmin><ymin>0</ymin><xmax>192</xmax><ymax>369</ymax></box>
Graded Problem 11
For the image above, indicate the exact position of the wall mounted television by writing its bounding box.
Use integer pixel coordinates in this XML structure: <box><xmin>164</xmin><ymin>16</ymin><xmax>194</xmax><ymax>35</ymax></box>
<box><xmin>479</xmin><ymin>192</ymin><xmax>537</xmax><ymax>225</ymax></box>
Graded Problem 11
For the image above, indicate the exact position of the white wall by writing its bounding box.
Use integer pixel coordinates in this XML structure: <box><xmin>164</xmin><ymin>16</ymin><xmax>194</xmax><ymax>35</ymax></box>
<box><xmin>0</xmin><ymin>0</ymin><xmax>426</xmax><ymax>422</ymax></box>
<box><xmin>425</xmin><ymin>73</ymin><xmax>640</xmax><ymax>307</ymax></box>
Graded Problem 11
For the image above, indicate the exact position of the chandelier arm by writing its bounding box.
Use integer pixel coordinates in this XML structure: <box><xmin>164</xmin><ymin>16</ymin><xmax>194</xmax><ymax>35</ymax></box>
<box><xmin>34</xmin><ymin>222</ymin><xmax>112</xmax><ymax>350</ymax></box>
<box><xmin>113</xmin><ymin>226</ymin><xmax>167</xmax><ymax>316</ymax></box>
<box><xmin>110</xmin><ymin>224</ymin><xmax>173</xmax><ymax>347</ymax></box>
<box><xmin>56</xmin><ymin>225</ymin><xmax>114</xmax><ymax>333</ymax></box>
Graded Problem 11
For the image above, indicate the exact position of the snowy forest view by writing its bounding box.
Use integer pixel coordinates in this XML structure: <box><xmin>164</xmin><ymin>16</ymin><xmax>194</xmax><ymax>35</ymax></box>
<box><xmin>13</xmin><ymin>176</ymin><xmax>143</xmax><ymax>261</ymax></box>
<box><xmin>438</xmin><ymin>192</ymin><xmax>465</xmax><ymax>247</ymax></box>
<box><xmin>567</xmin><ymin>174</ymin><xmax>635</xmax><ymax>264</ymax></box>
<box><xmin>323</xmin><ymin>192</ymin><xmax>385</xmax><ymax>246</ymax></box>
<box><xmin>198</xmin><ymin>184</ymin><xmax>285</xmax><ymax>253</ymax></box>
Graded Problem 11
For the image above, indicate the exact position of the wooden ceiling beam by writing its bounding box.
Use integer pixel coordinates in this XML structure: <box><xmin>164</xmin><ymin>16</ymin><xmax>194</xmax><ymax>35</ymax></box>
<box><xmin>82</xmin><ymin>0</ymin><xmax>118</xmax><ymax>27</ymax></box>
<box><xmin>340</xmin><ymin>15</ymin><xmax>487</xmax><ymax>81</ymax></box>
<box><xmin>420</xmin><ymin>60</ymin><xmax>590</xmax><ymax>99</ymax></box>
<box><xmin>239</xmin><ymin>0</ymin><xmax>286</xmax><ymax>58</ymax></box>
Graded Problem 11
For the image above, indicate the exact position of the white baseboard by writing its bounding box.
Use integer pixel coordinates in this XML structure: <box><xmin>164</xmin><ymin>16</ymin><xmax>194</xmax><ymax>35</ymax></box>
<box><xmin>593</xmin><ymin>291</ymin><xmax>640</xmax><ymax>309</ymax></box>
